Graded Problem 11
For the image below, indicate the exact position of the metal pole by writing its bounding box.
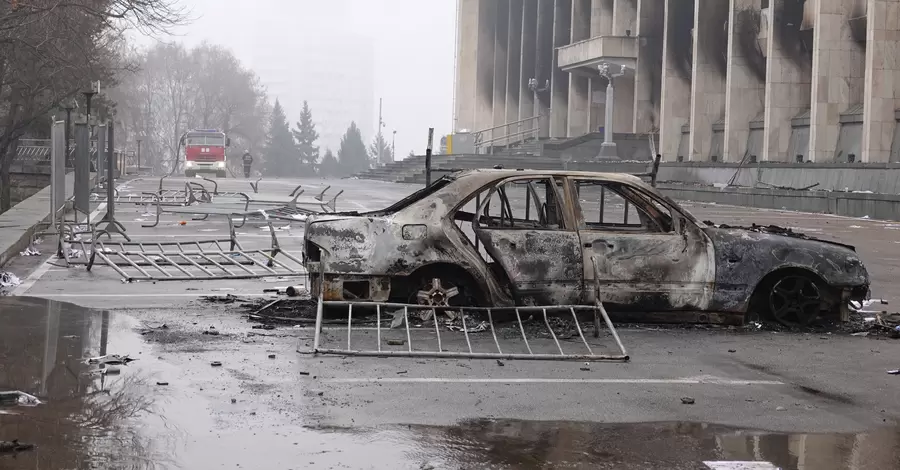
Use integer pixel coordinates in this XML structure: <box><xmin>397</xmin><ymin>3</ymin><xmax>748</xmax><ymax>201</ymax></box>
<box><xmin>377</xmin><ymin>98</ymin><xmax>383</xmax><ymax>166</ymax></box>
<box><xmin>391</xmin><ymin>130</ymin><xmax>396</xmax><ymax>162</ymax></box>
<box><xmin>598</xmin><ymin>63</ymin><xmax>623</xmax><ymax>160</ymax></box>
<box><xmin>425</xmin><ymin>128</ymin><xmax>434</xmax><ymax>187</ymax></box>
<box><xmin>137</xmin><ymin>139</ymin><xmax>142</xmax><ymax>171</ymax></box>
<box><xmin>64</xmin><ymin>107</ymin><xmax>73</xmax><ymax>168</ymax></box>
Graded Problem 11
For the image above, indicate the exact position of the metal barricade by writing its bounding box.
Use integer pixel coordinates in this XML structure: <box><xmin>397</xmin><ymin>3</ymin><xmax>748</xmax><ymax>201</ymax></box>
<box><xmin>59</xmin><ymin>219</ymin><xmax>306</xmax><ymax>282</ymax></box>
<box><xmin>307</xmin><ymin>300</ymin><xmax>628</xmax><ymax>362</ymax></box>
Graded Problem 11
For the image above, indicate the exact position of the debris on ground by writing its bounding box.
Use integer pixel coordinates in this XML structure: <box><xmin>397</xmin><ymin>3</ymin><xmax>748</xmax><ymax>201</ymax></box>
<box><xmin>202</xmin><ymin>294</ymin><xmax>240</xmax><ymax>304</ymax></box>
<box><xmin>156</xmin><ymin>381</ymin><xmax>169</xmax><ymax>386</ymax></box>
<box><xmin>86</xmin><ymin>354</ymin><xmax>136</xmax><ymax>366</ymax></box>
<box><xmin>210</xmin><ymin>361</ymin><xmax>223</xmax><ymax>367</ymax></box>
<box><xmin>0</xmin><ymin>440</ymin><xmax>35</xmax><ymax>454</ymax></box>
<box><xmin>202</xmin><ymin>326</ymin><xmax>220</xmax><ymax>336</ymax></box>
<box><xmin>681</xmin><ymin>397</ymin><xmax>695</xmax><ymax>405</ymax></box>
<box><xmin>285</xmin><ymin>285</ymin><xmax>308</xmax><ymax>297</ymax></box>
<box><xmin>19</xmin><ymin>246</ymin><xmax>40</xmax><ymax>256</ymax></box>
<box><xmin>496</xmin><ymin>360</ymin><xmax>505</xmax><ymax>367</ymax></box>
<box><xmin>386</xmin><ymin>339</ymin><xmax>406</xmax><ymax>346</ymax></box>
<box><xmin>0</xmin><ymin>391</ymin><xmax>42</xmax><ymax>407</ymax></box>
<box><xmin>0</xmin><ymin>272</ymin><xmax>21</xmax><ymax>288</ymax></box>
<box><xmin>299</xmin><ymin>371</ymin><xmax>310</xmax><ymax>376</ymax></box>
<box><xmin>268</xmin><ymin>354</ymin><xmax>276</xmax><ymax>359</ymax></box>
<box><xmin>888</xmin><ymin>369</ymin><xmax>900</xmax><ymax>375</ymax></box>
<box><xmin>580</xmin><ymin>367</ymin><xmax>590</xmax><ymax>372</ymax></box>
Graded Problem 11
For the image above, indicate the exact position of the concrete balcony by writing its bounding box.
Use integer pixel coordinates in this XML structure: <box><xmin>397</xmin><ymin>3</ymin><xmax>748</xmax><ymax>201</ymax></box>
<box><xmin>557</xmin><ymin>36</ymin><xmax>638</xmax><ymax>74</ymax></box>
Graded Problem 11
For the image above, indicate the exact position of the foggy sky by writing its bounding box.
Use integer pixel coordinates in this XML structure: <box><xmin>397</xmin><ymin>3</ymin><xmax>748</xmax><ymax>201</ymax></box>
<box><xmin>142</xmin><ymin>0</ymin><xmax>457</xmax><ymax>158</ymax></box>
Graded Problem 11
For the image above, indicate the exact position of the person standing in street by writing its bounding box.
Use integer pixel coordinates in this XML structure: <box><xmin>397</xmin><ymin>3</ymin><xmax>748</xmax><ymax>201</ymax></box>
<box><xmin>242</xmin><ymin>150</ymin><xmax>253</xmax><ymax>178</ymax></box>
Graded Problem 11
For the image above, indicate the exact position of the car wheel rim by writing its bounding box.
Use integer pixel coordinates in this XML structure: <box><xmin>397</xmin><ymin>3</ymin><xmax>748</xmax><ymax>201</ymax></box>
<box><xmin>416</xmin><ymin>278</ymin><xmax>460</xmax><ymax>321</ymax></box>
<box><xmin>769</xmin><ymin>276</ymin><xmax>822</xmax><ymax>327</ymax></box>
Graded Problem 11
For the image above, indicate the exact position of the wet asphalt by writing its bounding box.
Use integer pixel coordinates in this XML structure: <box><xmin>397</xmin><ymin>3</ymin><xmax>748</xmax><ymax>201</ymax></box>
<box><xmin>2</xmin><ymin>175</ymin><xmax>900</xmax><ymax>469</ymax></box>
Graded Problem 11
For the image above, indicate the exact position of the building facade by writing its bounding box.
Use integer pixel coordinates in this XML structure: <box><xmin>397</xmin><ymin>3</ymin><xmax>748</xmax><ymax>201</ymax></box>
<box><xmin>454</xmin><ymin>0</ymin><xmax>900</xmax><ymax>163</ymax></box>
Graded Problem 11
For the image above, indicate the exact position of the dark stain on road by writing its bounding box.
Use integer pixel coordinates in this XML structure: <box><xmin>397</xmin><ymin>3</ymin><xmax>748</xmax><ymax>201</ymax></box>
<box><xmin>2</xmin><ymin>297</ymin><xmax>899</xmax><ymax>469</ymax></box>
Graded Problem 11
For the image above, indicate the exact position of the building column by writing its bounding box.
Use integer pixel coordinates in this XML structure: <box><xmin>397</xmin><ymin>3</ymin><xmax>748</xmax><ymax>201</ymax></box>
<box><xmin>589</xmin><ymin>0</ymin><xmax>614</xmax><ymax>131</ymax></box>
<box><xmin>475</xmin><ymin>0</ymin><xmax>498</xmax><ymax>138</ymax></box>
<box><xmin>633</xmin><ymin>0</ymin><xmax>664</xmax><ymax>133</ymax></box>
<box><xmin>492</xmin><ymin>0</ymin><xmax>510</xmax><ymax>145</ymax></box>
<box><xmin>762</xmin><ymin>0</ymin><xmax>812</xmax><ymax>162</ymax></box>
<box><xmin>688</xmin><ymin>0</ymin><xmax>729</xmax><ymax>161</ymax></box>
<box><xmin>809</xmin><ymin>0</ymin><xmax>867</xmax><ymax>162</ymax></box>
<box><xmin>724</xmin><ymin>0</ymin><xmax>766</xmax><ymax>161</ymax></box>
<box><xmin>454</xmin><ymin>0</ymin><xmax>479</xmax><ymax>132</ymax></box>
<box><xmin>536</xmin><ymin>0</ymin><xmax>555</xmax><ymax>138</ymax></box>
<box><xmin>519</xmin><ymin>0</ymin><xmax>539</xmax><ymax>123</ymax></box>
<box><xmin>550</xmin><ymin>0</ymin><xmax>572</xmax><ymax>138</ymax></box>
<box><xmin>659</xmin><ymin>0</ymin><xmax>694</xmax><ymax>160</ymax></box>
<box><xmin>592</xmin><ymin>0</ymin><xmax>614</xmax><ymax>36</ymax></box>
<box><xmin>862</xmin><ymin>0</ymin><xmax>900</xmax><ymax>163</ymax></box>
<box><xmin>612</xmin><ymin>0</ymin><xmax>637</xmax><ymax>36</ymax></box>
<box><xmin>568</xmin><ymin>0</ymin><xmax>592</xmax><ymax>137</ymax></box>
<box><xmin>506</xmin><ymin>0</ymin><xmax>523</xmax><ymax>140</ymax></box>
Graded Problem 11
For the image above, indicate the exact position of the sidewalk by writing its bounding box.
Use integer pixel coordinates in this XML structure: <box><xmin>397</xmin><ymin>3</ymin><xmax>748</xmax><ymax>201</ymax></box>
<box><xmin>0</xmin><ymin>173</ymin><xmax>75</xmax><ymax>267</ymax></box>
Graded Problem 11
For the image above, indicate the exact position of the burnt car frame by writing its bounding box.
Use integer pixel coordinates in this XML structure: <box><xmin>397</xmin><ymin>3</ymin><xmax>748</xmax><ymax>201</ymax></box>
<box><xmin>303</xmin><ymin>170</ymin><xmax>869</xmax><ymax>326</ymax></box>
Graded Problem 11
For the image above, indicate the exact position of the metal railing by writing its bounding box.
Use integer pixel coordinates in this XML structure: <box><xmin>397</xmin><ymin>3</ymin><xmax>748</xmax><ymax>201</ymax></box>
<box><xmin>474</xmin><ymin>115</ymin><xmax>541</xmax><ymax>154</ymax></box>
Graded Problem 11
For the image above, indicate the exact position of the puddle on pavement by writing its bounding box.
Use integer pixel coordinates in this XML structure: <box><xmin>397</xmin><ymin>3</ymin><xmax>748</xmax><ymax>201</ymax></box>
<box><xmin>1</xmin><ymin>297</ymin><xmax>898</xmax><ymax>469</ymax></box>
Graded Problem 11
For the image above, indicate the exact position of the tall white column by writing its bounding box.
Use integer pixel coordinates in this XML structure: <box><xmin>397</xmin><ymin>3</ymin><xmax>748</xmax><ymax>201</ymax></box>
<box><xmin>724</xmin><ymin>0</ymin><xmax>766</xmax><ymax>162</ymax></box>
<box><xmin>862</xmin><ymin>0</ymin><xmax>900</xmax><ymax>162</ymax></box>
<box><xmin>550</xmin><ymin>0</ymin><xmax>572</xmax><ymax>138</ymax></box>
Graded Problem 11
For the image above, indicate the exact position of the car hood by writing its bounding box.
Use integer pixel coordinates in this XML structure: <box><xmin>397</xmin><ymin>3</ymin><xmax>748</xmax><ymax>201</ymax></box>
<box><xmin>702</xmin><ymin>223</ymin><xmax>856</xmax><ymax>252</ymax></box>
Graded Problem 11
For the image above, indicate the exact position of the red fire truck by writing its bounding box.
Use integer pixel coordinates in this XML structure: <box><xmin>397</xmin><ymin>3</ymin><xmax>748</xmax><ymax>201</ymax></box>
<box><xmin>183</xmin><ymin>129</ymin><xmax>230</xmax><ymax>177</ymax></box>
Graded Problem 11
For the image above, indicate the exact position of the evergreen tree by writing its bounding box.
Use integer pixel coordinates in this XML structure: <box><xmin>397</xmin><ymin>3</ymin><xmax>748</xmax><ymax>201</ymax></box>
<box><xmin>320</xmin><ymin>148</ymin><xmax>340</xmax><ymax>177</ymax></box>
<box><xmin>368</xmin><ymin>132</ymin><xmax>393</xmax><ymax>165</ymax></box>
<box><xmin>292</xmin><ymin>100</ymin><xmax>319</xmax><ymax>168</ymax></box>
<box><xmin>338</xmin><ymin>121</ymin><xmax>370</xmax><ymax>175</ymax></box>
<box><xmin>261</xmin><ymin>100</ymin><xmax>298</xmax><ymax>176</ymax></box>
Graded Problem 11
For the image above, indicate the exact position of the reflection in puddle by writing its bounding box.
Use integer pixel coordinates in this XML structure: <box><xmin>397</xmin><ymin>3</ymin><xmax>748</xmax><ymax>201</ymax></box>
<box><xmin>389</xmin><ymin>419</ymin><xmax>900</xmax><ymax>469</ymax></box>
<box><xmin>1</xmin><ymin>297</ymin><xmax>898</xmax><ymax>469</ymax></box>
<box><xmin>0</xmin><ymin>297</ymin><xmax>167</xmax><ymax>469</ymax></box>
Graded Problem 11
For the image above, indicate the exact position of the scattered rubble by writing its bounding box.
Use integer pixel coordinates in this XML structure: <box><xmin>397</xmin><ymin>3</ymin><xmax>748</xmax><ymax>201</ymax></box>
<box><xmin>86</xmin><ymin>354</ymin><xmax>136</xmax><ymax>366</ymax></box>
<box><xmin>0</xmin><ymin>440</ymin><xmax>35</xmax><ymax>454</ymax></box>
<box><xmin>0</xmin><ymin>272</ymin><xmax>21</xmax><ymax>288</ymax></box>
<box><xmin>0</xmin><ymin>391</ymin><xmax>42</xmax><ymax>407</ymax></box>
<box><xmin>681</xmin><ymin>397</ymin><xmax>695</xmax><ymax>405</ymax></box>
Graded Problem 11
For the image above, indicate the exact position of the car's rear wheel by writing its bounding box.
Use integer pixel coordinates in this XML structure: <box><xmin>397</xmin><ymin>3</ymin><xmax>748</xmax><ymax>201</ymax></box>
<box><xmin>767</xmin><ymin>273</ymin><xmax>825</xmax><ymax>327</ymax></box>
<box><xmin>406</xmin><ymin>272</ymin><xmax>480</xmax><ymax>322</ymax></box>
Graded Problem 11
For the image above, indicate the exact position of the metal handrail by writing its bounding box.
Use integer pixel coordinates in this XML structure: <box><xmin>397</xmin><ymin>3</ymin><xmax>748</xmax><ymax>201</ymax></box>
<box><xmin>474</xmin><ymin>115</ymin><xmax>542</xmax><ymax>153</ymax></box>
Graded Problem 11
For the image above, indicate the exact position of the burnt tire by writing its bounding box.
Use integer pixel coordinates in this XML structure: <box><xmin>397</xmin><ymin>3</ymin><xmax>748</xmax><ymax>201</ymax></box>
<box><xmin>764</xmin><ymin>272</ymin><xmax>829</xmax><ymax>327</ymax></box>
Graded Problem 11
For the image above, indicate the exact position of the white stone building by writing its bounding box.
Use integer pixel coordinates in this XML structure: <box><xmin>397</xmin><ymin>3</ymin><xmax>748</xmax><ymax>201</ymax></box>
<box><xmin>453</xmin><ymin>0</ymin><xmax>900</xmax><ymax>163</ymax></box>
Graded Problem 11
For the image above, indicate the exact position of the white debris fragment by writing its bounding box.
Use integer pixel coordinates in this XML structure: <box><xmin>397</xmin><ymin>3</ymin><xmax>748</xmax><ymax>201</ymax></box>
<box><xmin>0</xmin><ymin>391</ymin><xmax>42</xmax><ymax>407</ymax></box>
<box><xmin>19</xmin><ymin>247</ymin><xmax>41</xmax><ymax>256</ymax></box>
<box><xmin>848</xmin><ymin>225</ymin><xmax>863</xmax><ymax>229</ymax></box>
<box><xmin>0</xmin><ymin>272</ymin><xmax>21</xmax><ymax>287</ymax></box>
<box><xmin>291</xmin><ymin>213</ymin><xmax>309</xmax><ymax>221</ymax></box>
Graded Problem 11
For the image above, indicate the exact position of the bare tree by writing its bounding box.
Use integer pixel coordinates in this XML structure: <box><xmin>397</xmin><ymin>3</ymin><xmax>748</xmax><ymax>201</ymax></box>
<box><xmin>0</xmin><ymin>0</ymin><xmax>187</xmax><ymax>211</ymax></box>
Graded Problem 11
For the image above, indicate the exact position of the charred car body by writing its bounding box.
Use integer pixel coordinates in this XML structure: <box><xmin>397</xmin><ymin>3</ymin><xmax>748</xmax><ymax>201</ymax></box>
<box><xmin>303</xmin><ymin>170</ymin><xmax>869</xmax><ymax>326</ymax></box>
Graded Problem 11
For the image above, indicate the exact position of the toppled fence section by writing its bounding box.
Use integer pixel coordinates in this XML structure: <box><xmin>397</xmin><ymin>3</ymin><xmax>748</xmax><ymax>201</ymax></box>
<box><xmin>305</xmin><ymin>301</ymin><xmax>629</xmax><ymax>362</ymax></box>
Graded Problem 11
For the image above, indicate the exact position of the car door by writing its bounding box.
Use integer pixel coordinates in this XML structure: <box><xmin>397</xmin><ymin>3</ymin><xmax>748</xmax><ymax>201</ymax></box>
<box><xmin>472</xmin><ymin>176</ymin><xmax>584</xmax><ymax>305</ymax></box>
<box><xmin>570</xmin><ymin>177</ymin><xmax>714</xmax><ymax>312</ymax></box>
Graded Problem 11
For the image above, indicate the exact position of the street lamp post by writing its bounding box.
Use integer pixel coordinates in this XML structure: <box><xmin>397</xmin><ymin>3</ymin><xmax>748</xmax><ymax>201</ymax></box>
<box><xmin>136</xmin><ymin>139</ymin><xmax>142</xmax><ymax>172</ymax></box>
<box><xmin>527</xmin><ymin>78</ymin><xmax>549</xmax><ymax>140</ymax></box>
<box><xmin>391</xmin><ymin>130</ymin><xmax>396</xmax><ymax>162</ymax></box>
<box><xmin>597</xmin><ymin>63</ymin><xmax>628</xmax><ymax>160</ymax></box>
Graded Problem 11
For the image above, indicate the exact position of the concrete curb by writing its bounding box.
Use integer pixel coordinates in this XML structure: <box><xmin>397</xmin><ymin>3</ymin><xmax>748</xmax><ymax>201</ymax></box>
<box><xmin>0</xmin><ymin>173</ymin><xmax>75</xmax><ymax>268</ymax></box>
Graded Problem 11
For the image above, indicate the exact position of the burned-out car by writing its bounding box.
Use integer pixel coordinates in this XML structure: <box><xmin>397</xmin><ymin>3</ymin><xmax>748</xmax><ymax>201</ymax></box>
<box><xmin>303</xmin><ymin>170</ymin><xmax>869</xmax><ymax>326</ymax></box>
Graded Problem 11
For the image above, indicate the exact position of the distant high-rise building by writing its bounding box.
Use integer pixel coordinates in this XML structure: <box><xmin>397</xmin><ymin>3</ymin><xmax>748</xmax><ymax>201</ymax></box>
<box><xmin>247</xmin><ymin>31</ymin><xmax>375</xmax><ymax>159</ymax></box>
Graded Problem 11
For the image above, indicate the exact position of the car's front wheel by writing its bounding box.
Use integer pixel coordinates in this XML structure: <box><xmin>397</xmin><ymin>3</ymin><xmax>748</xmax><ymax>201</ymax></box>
<box><xmin>766</xmin><ymin>272</ymin><xmax>828</xmax><ymax>327</ymax></box>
